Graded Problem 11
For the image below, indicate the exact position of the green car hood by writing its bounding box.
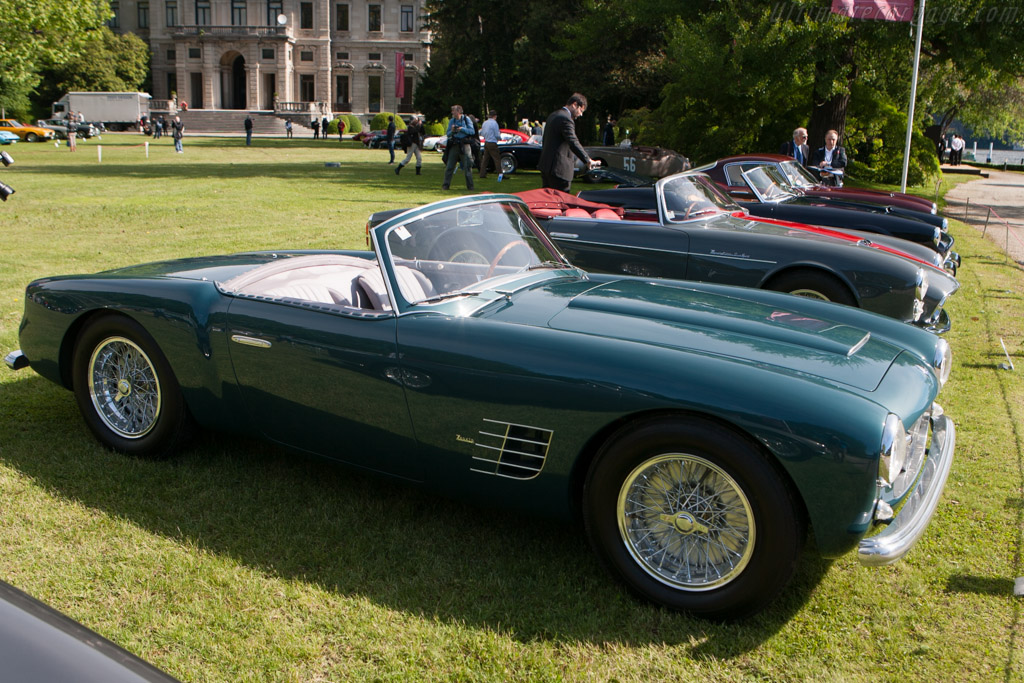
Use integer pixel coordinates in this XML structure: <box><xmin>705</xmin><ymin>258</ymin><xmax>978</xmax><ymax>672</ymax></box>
<box><xmin>546</xmin><ymin>279</ymin><xmax>899</xmax><ymax>392</ymax></box>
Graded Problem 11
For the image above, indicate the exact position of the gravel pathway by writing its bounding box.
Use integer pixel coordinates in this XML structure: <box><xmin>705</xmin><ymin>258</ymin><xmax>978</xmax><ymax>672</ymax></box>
<box><xmin>943</xmin><ymin>168</ymin><xmax>1024</xmax><ymax>266</ymax></box>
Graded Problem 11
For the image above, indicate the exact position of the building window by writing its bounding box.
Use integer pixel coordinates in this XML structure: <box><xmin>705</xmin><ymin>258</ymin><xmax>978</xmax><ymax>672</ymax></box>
<box><xmin>166</xmin><ymin>0</ymin><xmax>178</xmax><ymax>26</ymax></box>
<box><xmin>404</xmin><ymin>53</ymin><xmax>413</xmax><ymax>62</ymax></box>
<box><xmin>188</xmin><ymin>47</ymin><xmax>201</xmax><ymax>59</ymax></box>
<box><xmin>368</xmin><ymin>4</ymin><xmax>381</xmax><ymax>32</ymax></box>
<box><xmin>266</xmin><ymin>0</ymin><xmax>282</xmax><ymax>25</ymax></box>
<box><xmin>262</xmin><ymin>48</ymin><xmax>275</xmax><ymax>59</ymax></box>
<box><xmin>167</xmin><ymin>73</ymin><xmax>177</xmax><ymax>99</ymax></box>
<box><xmin>400</xmin><ymin>75</ymin><xmax>414</xmax><ymax>110</ymax></box>
<box><xmin>108</xmin><ymin>1</ymin><xmax>120</xmax><ymax>28</ymax></box>
<box><xmin>336</xmin><ymin>52</ymin><xmax>349</xmax><ymax>60</ymax></box>
<box><xmin>195</xmin><ymin>0</ymin><xmax>210</xmax><ymax>25</ymax></box>
<box><xmin>167</xmin><ymin>49</ymin><xmax>176</xmax><ymax>60</ymax></box>
<box><xmin>336</xmin><ymin>74</ymin><xmax>349</xmax><ymax>107</ymax></box>
<box><xmin>300</xmin><ymin>50</ymin><xmax>313</xmax><ymax>61</ymax></box>
<box><xmin>300</xmin><ymin>74</ymin><xmax>315</xmax><ymax>102</ymax></box>
<box><xmin>138</xmin><ymin>1</ymin><xmax>149</xmax><ymax>27</ymax></box>
<box><xmin>368</xmin><ymin>74</ymin><xmax>381</xmax><ymax>112</ymax></box>
<box><xmin>368</xmin><ymin>52</ymin><xmax>381</xmax><ymax>61</ymax></box>
<box><xmin>336</xmin><ymin>3</ymin><xmax>348</xmax><ymax>31</ymax></box>
<box><xmin>300</xmin><ymin>2</ymin><xmax>312</xmax><ymax>28</ymax></box>
<box><xmin>232</xmin><ymin>0</ymin><xmax>246</xmax><ymax>25</ymax></box>
<box><xmin>400</xmin><ymin>5</ymin><xmax>414</xmax><ymax>32</ymax></box>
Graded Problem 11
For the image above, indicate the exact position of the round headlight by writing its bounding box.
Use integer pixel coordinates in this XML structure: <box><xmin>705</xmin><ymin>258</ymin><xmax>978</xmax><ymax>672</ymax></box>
<box><xmin>933</xmin><ymin>338</ymin><xmax>952</xmax><ymax>386</ymax></box>
<box><xmin>879</xmin><ymin>413</ymin><xmax>909</xmax><ymax>486</ymax></box>
<box><xmin>915</xmin><ymin>268</ymin><xmax>929</xmax><ymax>302</ymax></box>
<box><xmin>940</xmin><ymin>217</ymin><xmax>948</xmax><ymax>229</ymax></box>
<box><xmin>932</xmin><ymin>226</ymin><xmax>941</xmax><ymax>247</ymax></box>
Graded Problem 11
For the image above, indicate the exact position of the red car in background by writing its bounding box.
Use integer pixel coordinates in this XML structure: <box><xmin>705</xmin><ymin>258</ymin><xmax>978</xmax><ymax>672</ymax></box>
<box><xmin>694</xmin><ymin>154</ymin><xmax>939</xmax><ymax>216</ymax></box>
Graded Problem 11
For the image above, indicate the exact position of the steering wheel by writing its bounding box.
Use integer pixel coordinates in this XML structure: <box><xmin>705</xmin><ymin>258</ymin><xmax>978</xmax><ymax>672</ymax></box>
<box><xmin>485</xmin><ymin>240</ymin><xmax>532</xmax><ymax>278</ymax></box>
<box><xmin>683</xmin><ymin>201</ymin><xmax>699</xmax><ymax>220</ymax></box>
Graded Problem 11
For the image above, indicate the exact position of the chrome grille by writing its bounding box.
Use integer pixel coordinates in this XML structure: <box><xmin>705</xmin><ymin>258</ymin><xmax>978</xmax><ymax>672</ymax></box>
<box><xmin>889</xmin><ymin>406</ymin><xmax>933</xmax><ymax>500</ymax></box>
<box><xmin>470</xmin><ymin>419</ymin><xmax>553</xmax><ymax>480</ymax></box>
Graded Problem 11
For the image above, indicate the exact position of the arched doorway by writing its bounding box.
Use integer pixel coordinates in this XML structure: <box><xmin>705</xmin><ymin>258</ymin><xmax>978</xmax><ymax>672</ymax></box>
<box><xmin>220</xmin><ymin>51</ymin><xmax>247</xmax><ymax>109</ymax></box>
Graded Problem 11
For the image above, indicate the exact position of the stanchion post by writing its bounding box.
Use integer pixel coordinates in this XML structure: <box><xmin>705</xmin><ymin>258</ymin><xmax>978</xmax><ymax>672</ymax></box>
<box><xmin>983</xmin><ymin>207</ymin><xmax>991</xmax><ymax>236</ymax></box>
<box><xmin>97</xmin><ymin>145</ymin><xmax>102</xmax><ymax>163</ymax></box>
<box><xmin>964</xmin><ymin>197</ymin><xmax>969</xmax><ymax>220</ymax></box>
<box><xmin>145</xmin><ymin>141</ymin><xmax>149</xmax><ymax>158</ymax></box>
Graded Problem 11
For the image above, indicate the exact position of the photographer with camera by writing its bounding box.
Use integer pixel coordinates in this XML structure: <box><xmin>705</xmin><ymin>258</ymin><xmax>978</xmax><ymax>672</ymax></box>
<box><xmin>442</xmin><ymin>104</ymin><xmax>476</xmax><ymax>191</ymax></box>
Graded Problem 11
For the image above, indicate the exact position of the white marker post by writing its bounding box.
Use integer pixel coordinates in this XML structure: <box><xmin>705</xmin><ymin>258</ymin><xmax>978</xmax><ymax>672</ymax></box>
<box><xmin>97</xmin><ymin>145</ymin><xmax>102</xmax><ymax>163</ymax></box>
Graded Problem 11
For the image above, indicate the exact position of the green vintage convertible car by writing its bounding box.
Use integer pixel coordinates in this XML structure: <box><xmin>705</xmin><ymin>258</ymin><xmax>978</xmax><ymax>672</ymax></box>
<box><xmin>6</xmin><ymin>194</ymin><xmax>955</xmax><ymax>619</ymax></box>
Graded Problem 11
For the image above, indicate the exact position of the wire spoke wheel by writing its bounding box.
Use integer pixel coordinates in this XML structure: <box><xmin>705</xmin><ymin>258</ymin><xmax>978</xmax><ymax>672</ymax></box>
<box><xmin>88</xmin><ymin>336</ymin><xmax>162</xmax><ymax>439</ymax></box>
<box><xmin>618</xmin><ymin>454</ymin><xmax>755</xmax><ymax>590</ymax></box>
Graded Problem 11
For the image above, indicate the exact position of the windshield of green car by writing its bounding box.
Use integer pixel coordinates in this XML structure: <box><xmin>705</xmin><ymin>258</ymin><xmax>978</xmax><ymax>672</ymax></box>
<box><xmin>659</xmin><ymin>173</ymin><xmax>741</xmax><ymax>221</ymax></box>
<box><xmin>779</xmin><ymin>160</ymin><xmax>821</xmax><ymax>188</ymax></box>
<box><xmin>741</xmin><ymin>165</ymin><xmax>798</xmax><ymax>203</ymax></box>
<box><xmin>382</xmin><ymin>199</ymin><xmax>569</xmax><ymax>304</ymax></box>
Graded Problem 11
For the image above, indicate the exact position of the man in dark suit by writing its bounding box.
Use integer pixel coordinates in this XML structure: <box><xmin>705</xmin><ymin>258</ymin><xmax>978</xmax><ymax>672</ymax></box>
<box><xmin>538</xmin><ymin>93</ymin><xmax>599</xmax><ymax>192</ymax></box>
<box><xmin>811</xmin><ymin>129</ymin><xmax>848</xmax><ymax>186</ymax></box>
<box><xmin>779</xmin><ymin>127</ymin><xmax>810</xmax><ymax>166</ymax></box>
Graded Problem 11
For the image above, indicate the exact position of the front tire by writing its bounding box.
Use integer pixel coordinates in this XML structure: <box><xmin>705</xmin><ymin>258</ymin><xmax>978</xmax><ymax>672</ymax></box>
<box><xmin>72</xmin><ymin>314</ymin><xmax>192</xmax><ymax>458</ymax></box>
<box><xmin>500</xmin><ymin>153</ymin><xmax>518</xmax><ymax>174</ymax></box>
<box><xmin>583</xmin><ymin>418</ymin><xmax>803</xmax><ymax>620</ymax></box>
<box><xmin>766</xmin><ymin>270</ymin><xmax>856</xmax><ymax>307</ymax></box>
<box><xmin>26</xmin><ymin>132</ymin><xmax>40</xmax><ymax>142</ymax></box>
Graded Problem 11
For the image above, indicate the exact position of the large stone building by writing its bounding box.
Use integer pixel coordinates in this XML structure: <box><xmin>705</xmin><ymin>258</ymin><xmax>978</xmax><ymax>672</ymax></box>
<box><xmin>108</xmin><ymin>0</ymin><xmax>429</xmax><ymax>119</ymax></box>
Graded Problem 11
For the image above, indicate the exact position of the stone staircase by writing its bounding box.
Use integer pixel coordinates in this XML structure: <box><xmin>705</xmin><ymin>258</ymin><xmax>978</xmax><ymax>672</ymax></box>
<box><xmin>162</xmin><ymin>109</ymin><xmax>308</xmax><ymax>135</ymax></box>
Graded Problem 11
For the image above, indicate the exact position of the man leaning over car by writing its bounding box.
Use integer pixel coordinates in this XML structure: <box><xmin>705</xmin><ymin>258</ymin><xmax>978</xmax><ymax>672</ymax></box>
<box><xmin>538</xmin><ymin>93</ymin><xmax>600</xmax><ymax>192</ymax></box>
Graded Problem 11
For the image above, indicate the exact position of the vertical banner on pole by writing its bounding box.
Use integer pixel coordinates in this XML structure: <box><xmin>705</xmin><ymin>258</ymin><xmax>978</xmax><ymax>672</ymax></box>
<box><xmin>395</xmin><ymin>51</ymin><xmax>405</xmax><ymax>110</ymax></box>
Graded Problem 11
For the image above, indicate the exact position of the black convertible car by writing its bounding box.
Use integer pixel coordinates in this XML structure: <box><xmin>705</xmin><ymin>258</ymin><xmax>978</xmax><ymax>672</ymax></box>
<box><xmin>578</xmin><ymin>166</ymin><xmax>960</xmax><ymax>273</ymax></box>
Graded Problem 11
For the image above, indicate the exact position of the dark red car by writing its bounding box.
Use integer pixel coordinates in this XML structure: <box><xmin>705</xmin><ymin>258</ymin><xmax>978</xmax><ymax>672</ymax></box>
<box><xmin>693</xmin><ymin>154</ymin><xmax>939</xmax><ymax>216</ymax></box>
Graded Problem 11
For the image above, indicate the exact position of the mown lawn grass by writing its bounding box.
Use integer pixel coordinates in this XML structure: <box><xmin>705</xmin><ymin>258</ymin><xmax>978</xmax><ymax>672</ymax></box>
<box><xmin>1</xmin><ymin>137</ymin><xmax>1022</xmax><ymax>682</ymax></box>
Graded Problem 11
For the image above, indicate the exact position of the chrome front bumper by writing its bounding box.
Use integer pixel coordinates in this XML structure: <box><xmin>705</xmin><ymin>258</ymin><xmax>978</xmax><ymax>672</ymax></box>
<box><xmin>858</xmin><ymin>408</ymin><xmax>956</xmax><ymax>566</ymax></box>
<box><xmin>4</xmin><ymin>350</ymin><xmax>28</xmax><ymax>371</ymax></box>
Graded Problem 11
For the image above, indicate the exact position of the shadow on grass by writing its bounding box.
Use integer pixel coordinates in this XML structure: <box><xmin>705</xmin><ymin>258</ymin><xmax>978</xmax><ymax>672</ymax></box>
<box><xmin>1</xmin><ymin>373</ymin><xmax>828</xmax><ymax>652</ymax></box>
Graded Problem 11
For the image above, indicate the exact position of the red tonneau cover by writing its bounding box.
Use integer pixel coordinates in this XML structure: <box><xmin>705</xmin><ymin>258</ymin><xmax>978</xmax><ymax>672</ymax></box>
<box><xmin>515</xmin><ymin>188</ymin><xmax>625</xmax><ymax>219</ymax></box>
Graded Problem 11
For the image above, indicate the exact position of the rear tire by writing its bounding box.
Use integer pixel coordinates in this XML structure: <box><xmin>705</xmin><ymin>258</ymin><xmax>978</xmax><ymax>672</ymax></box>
<box><xmin>72</xmin><ymin>314</ymin><xmax>193</xmax><ymax>458</ymax></box>
<box><xmin>26</xmin><ymin>132</ymin><xmax>39</xmax><ymax>142</ymax></box>
<box><xmin>766</xmin><ymin>270</ymin><xmax>857</xmax><ymax>307</ymax></box>
<box><xmin>583</xmin><ymin>418</ymin><xmax>803</xmax><ymax>620</ymax></box>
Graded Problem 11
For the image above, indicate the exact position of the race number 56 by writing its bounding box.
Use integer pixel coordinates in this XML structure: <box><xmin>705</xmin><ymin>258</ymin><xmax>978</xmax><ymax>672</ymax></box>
<box><xmin>623</xmin><ymin>156</ymin><xmax>636</xmax><ymax>172</ymax></box>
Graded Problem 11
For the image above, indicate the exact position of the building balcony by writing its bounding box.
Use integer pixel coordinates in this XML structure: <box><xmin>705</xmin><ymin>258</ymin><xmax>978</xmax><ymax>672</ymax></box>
<box><xmin>170</xmin><ymin>25</ymin><xmax>289</xmax><ymax>39</ymax></box>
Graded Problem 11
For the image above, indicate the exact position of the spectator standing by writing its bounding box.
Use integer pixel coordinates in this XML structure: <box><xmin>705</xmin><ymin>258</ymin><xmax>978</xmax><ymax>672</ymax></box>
<box><xmin>951</xmin><ymin>134</ymin><xmax>965</xmax><ymax>165</ymax></box>
<box><xmin>442</xmin><ymin>105</ymin><xmax>476</xmax><ymax>190</ymax></box>
<box><xmin>337</xmin><ymin>117</ymin><xmax>346</xmax><ymax>141</ymax></box>
<box><xmin>285</xmin><ymin>118</ymin><xmax>293</xmax><ymax>138</ymax></box>
<box><xmin>601</xmin><ymin>116</ymin><xmax>616</xmax><ymax>146</ymax></box>
<box><xmin>67</xmin><ymin>111</ymin><xmax>77</xmax><ymax>152</ymax></box>
<box><xmin>538</xmin><ymin>93</ymin><xmax>598</xmax><ymax>192</ymax></box>
<box><xmin>153</xmin><ymin>116</ymin><xmax>163</xmax><ymax>139</ymax></box>
<box><xmin>395</xmin><ymin>115</ymin><xmax>424</xmax><ymax>175</ymax></box>
<box><xmin>780</xmin><ymin>127</ymin><xmax>810</xmax><ymax>166</ymax></box>
<box><xmin>312</xmin><ymin>117</ymin><xmax>320</xmax><ymax>139</ymax></box>
<box><xmin>811</xmin><ymin>129</ymin><xmax>847</xmax><ymax>186</ymax></box>
<box><xmin>480</xmin><ymin>110</ymin><xmax>501</xmax><ymax>179</ymax></box>
<box><xmin>244</xmin><ymin>114</ymin><xmax>253</xmax><ymax>146</ymax></box>
<box><xmin>386</xmin><ymin>116</ymin><xmax>397</xmax><ymax>163</ymax></box>
<box><xmin>322</xmin><ymin>115</ymin><xmax>330</xmax><ymax>140</ymax></box>
<box><xmin>171</xmin><ymin>116</ymin><xmax>185</xmax><ymax>153</ymax></box>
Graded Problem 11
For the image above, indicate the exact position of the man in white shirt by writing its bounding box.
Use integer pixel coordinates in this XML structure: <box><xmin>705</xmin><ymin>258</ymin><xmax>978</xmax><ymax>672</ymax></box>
<box><xmin>480</xmin><ymin>110</ymin><xmax>502</xmax><ymax>179</ymax></box>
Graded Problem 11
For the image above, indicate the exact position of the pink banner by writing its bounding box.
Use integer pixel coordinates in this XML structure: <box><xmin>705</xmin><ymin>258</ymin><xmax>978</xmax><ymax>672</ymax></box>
<box><xmin>395</xmin><ymin>52</ymin><xmax>405</xmax><ymax>99</ymax></box>
<box><xmin>831</xmin><ymin>0</ymin><xmax>913</xmax><ymax>21</ymax></box>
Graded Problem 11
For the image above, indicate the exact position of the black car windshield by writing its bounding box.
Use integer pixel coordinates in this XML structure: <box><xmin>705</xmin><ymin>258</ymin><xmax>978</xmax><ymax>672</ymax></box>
<box><xmin>778</xmin><ymin>160</ymin><xmax>822</xmax><ymax>189</ymax></box>
<box><xmin>741</xmin><ymin>165</ymin><xmax>798</xmax><ymax>203</ymax></box>
<box><xmin>383</xmin><ymin>199</ymin><xmax>569</xmax><ymax>304</ymax></box>
<box><xmin>658</xmin><ymin>173</ymin><xmax>740</xmax><ymax>221</ymax></box>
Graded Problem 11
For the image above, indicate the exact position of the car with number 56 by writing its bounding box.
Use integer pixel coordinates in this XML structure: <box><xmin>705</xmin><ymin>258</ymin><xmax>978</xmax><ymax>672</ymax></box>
<box><xmin>7</xmin><ymin>193</ymin><xmax>955</xmax><ymax>620</ymax></box>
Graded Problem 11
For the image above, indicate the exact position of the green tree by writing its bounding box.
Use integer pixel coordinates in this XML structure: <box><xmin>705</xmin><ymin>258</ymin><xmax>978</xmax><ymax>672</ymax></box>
<box><xmin>35</xmin><ymin>27</ymin><xmax>151</xmax><ymax>115</ymax></box>
<box><xmin>0</xmin><ymin>0</ymin><xmax>110</xmax><ymax>116</ymax></box>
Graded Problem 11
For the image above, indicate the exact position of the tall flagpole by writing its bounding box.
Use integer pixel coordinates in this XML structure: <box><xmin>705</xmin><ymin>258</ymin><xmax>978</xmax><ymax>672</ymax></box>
<box><xmin>900</xmin><ymin>0</ymin><xmax>926</xmax><ymax>193</ymax></box>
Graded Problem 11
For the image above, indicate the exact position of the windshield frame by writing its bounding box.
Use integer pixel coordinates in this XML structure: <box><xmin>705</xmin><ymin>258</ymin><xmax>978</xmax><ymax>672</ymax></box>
<box><xmin>654</xmin><ymin>172</ymin><xmax>742</xmax><ymax>224</ymax></box>
<box><xmin>740</xmin><ymin>165</ymin><xmax>799</xmax><ymax>204</ymax></box>
<box><xmin>778</xmin><ymin>160</ymin><xmax>822</xmax><ymax>189</ymax></box>
<box><xmin>370</xmin><ymin>194</ymin><xmax>577</xmax><ymax>315</ymax></box>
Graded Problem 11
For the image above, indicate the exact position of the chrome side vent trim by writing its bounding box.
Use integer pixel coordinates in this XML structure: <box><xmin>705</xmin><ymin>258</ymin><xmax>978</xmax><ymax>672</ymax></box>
<box><xmin>470</xmin><ymin>419</ymin><xmax>553</xmax><ymax>480</ymax></box>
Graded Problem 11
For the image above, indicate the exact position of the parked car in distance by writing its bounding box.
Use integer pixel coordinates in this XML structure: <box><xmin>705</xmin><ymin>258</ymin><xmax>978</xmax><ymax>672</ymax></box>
<box><xmin>566</xmin><ymin>173</ymin><xmax>958</xmax><ymax>331</ymax></box>
<box><xmin>0</xmin><ymin>579</ymin><xmax>180</xmax><ymax>682</ymax></box>
<box><xmin>735</xmin><ymin>165</ymin><xmax>958</xmax><ymax>272</ymax></box>
<box><xmin>9</xmin><ymin>193</ymin><xmax>955</xmax><ymax>620</ymax></box>
<box><xmin>586</xmin><ymin>144</ymin><xmax>691</xmax><ymax>178</ymax></box>
<box><xmin>0</xmin><ymin>119</ymin><xmax>55</xmax><ymax>142</ymax></box>
<box><xmin>0</xmin><ymin>131</ymin><xmax>18</xmax><ymax>145</ymax></box>
<box><xmin>36</xmin><ymin>118</ymin><xmax>100</xmax><ymax>139</ymax></box>
<box><xmin>695</xmin><ymin>154</ymin><xmax>939</xmax><ymax>216</ymax></box>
